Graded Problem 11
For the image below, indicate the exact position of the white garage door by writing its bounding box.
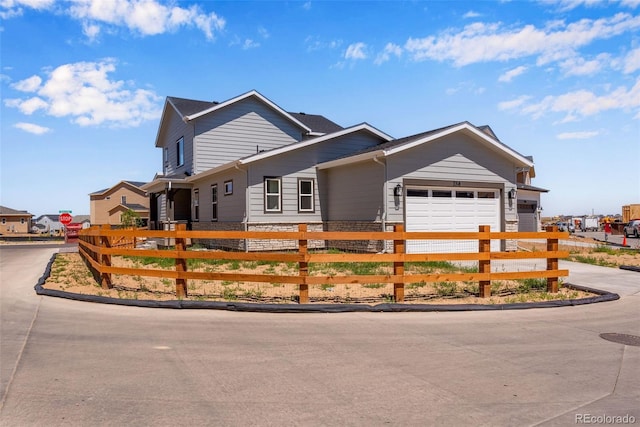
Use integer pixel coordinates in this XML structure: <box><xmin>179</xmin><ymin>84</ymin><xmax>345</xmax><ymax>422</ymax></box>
<box><xmin>406</xmin><ymin>187</ymin><xmax>501</xmax><ymax>253</ymax></box>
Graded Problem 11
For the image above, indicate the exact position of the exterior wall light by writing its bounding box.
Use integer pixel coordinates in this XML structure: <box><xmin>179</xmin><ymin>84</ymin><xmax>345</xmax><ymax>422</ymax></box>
<box><xmin>508</xmin><ymin>188</ymin><xmax>517</xmax><ymax>200</ymax></box>
<box><xmin>394</xmin><ymin>184</ymin><xmax>402</xmax><ymax>197</ymax></box>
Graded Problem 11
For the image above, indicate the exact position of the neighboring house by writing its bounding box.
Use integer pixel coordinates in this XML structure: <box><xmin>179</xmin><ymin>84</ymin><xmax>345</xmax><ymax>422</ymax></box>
<box><xmin>0</xmin><ymin>206</ymin><xmax>33</xmax><ymax>234</ymax></box>
<box><xmin>33</xmin><ymin>214</ymin><xmax>64</xmax><ymax>234</ymax></box>
<box><xmin>143</xmin><ymin>90</ymin><xmax>543</xmax><ymax>252</ymax></box>
<box><xmin>72</xmin><ymin>215</ymin><xmax>92</xmax><ymax>229</ymax></box>
<box><xmin>516</xmin><ymin>156</ymin><xmax>548</xmax><ymax>232</ymax></box>
<box><xmin>90</xmin><ymin>181</ymin><xmax>149</xmax><ymax>225</ymax></box>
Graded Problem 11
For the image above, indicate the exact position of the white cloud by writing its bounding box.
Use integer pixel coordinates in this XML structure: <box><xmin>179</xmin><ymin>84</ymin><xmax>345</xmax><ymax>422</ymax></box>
<box><xmin>374</xmin><ymin>43</ymin><xmax>402</xmax><ymax>65</ymax></box>
<box><xmin>82</xmin><ymin>21</ymin><xmax>101</xmax><ymax>41</ymax></box>
<box><xmin>305</xmin><ymin>36</ymin><xmax>342</xmax><ymax>52</ymax></box>
<box><xmin>65</xmin><ymin>0</ymin><xmax>225</xmax><ymax>40</ymax></box>
<box><xmin>623</xmin><ymin>47</ymin><xmax>640</xmax><ymax>73</ymax></box>
<box><xmin>556</xmin><ymin>130</ymin><xmax>599</xmax><ymax>139</ymax></box>
<box><xmin>345</xmin><ymin>42</ymin><xmax>367</xmax><ymax>60</ymax></box>
<box><xmin>463</xmin><ymin>10</ymin><xmax>481</xmax><ymax>19</ymax></box>
<box><xmin>258</xmin><ymin>26</ymin><xmax>269</xmax><ymax>39</ymax></box>
<box><xmin>5</xmin><ymin>59</ymin><xmax>162</xmax><ymax>127</ymax></box>
<box><xmin>498</xmin><ymin>65</ymin><xmax>527</xmax><ymax>82</ymax></box>
<box><xmin>501</xmin><ymin>77</ymin><xmax>640</xmax><ymax>121</ymax></box>
<box><xmin>14</xmin><ymin>122</ymin><xmax>51</xmax><ymax>135</ymax></box>
<box><xmin>404</xmin><ymin>13</ymin><xmax>640</xmax><ymax>67</ymax></box>
<box><xmin>498</xmin><ymin>95</ymin><xmax>533</xmax><ymax>111</ymax></box>
<box><xmin>11</xmin><ymin>75</ymin><xmax>42</xmax><ymax>92</ymax></box>
<box><xmin>559</xmin><ymin>54</ymin><xmax>609</xmax><ymax>76</ymax></box>
<box><xmin>242</xmin><ymin>39</ymin><xmax>259</xmax><ymax>50</ymax></box>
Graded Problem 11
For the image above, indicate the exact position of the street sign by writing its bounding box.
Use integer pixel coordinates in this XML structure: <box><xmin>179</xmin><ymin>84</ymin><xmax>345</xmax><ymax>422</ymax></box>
<box><xmin>59</xmin><ymin>212</ymin><xmax>73</xmax><ymax>225</ymax></box>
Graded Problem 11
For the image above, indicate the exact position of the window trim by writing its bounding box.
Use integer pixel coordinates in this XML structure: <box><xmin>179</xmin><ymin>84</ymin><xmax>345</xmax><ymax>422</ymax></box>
<box><xmin>264</xmin><ymin>177</ymin><xmax>282</xmax><ymax>213</ymax></box>
<box><xmin>224</xmin><ymin>180</ymin><xmax>233</xmax><ymax>196</ymax></box>
<box><xmin>176</xmin><ymin>137</ymin><xmax>184</xmax><ymax>167</ymax></box>
<box><xmin>298</xmin><ymin>178</ymin><xmax>315</xmax><ymax>213</ymax></box>
<box><xmin>193</xmin><ymin>188</ymin><xmax>199</xmax><ymax>222</ymax></box>
<box><xmin>211</xmin><ymin>184</ymin><xmax>218</xmax><ymax>222</ymax></box>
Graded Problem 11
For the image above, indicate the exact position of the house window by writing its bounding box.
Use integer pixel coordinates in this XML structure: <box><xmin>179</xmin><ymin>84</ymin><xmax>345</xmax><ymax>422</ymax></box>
<box><xmin>1</xmin><ymin>218</ymin><xmax>5</xmax><ymax>225</ymax></box>
<box><xmin>163</xmin><ymin>147</ymin><xmax>168</xmax><ymax>165</ymax></box>
<box><xmin>211</xmin><ymin>184</ymin><xmax>218</xmax><ymax>221</ymax></box>
<box><xmin>193</xmin><ymin>188</ymin><xmax>199</xmax><ymax>221</ymax></box>
<box><xmin>20</xmin><ymin>218</ymin><xmax>25</xmax><ymax>224</ymax></box>
<box><xmin>121</xmin><ymin>196</ymin><xmax>127</xmax><ymax>204</ymax></box>
<box><xmin>265</xmin><ymin>177</ymin><xmax>282</xmax><ymax>212</ymax></box>
<box><xmin>176</xmin><ymin>137</ymin><xmax>184</xmax><ymax>167</ymax></box>
<box><xmin>298</xmin><ymin>178</ymin><xmax>314</xmax><ymax>212</ymax></box>
<box><xmin>224</xmin><ymin>180</ymin><xmax>233</xmax><ymax>195</ymax></box>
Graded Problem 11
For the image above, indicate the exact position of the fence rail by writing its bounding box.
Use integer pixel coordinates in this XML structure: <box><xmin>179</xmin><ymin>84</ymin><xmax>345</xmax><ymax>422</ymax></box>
<box><xmin>78</xmin><ymin>224</ymin><xmax>569</xmax><ymax>303</ymax></box>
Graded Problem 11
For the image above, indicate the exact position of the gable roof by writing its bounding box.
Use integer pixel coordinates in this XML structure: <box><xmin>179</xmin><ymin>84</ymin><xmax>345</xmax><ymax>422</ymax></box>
<box><xmin>187</xmin><ymin>123</ymin><xmax>393</xmax><ymax>183</ymax></box>
<box><xmin>317</xmin><ymin>121</ymin><xmax>534</xmax><ymax>170</ymax></box>
<box><xmin>90</xmin><ymin>180</ymin><xmax>148</xmax><ymax>196</ymax></box>
<box><xmin>184</xmin><ymin>90</ymin><xmax>314</xmax><ymax>133</ymax></box>
<box><xmin>288</xmin><ymin>112</ymin><xmax>343</xmax><ymax>134</ymax></box>
<box><xmin>167</xmin><ymin>96</ymin><xmax>218</xmax><ymax>117</ymax></box>
<box><xmin>0</xmin><ymin>206</ymin><xmax>33</xmax><ymax>216</ymax></box>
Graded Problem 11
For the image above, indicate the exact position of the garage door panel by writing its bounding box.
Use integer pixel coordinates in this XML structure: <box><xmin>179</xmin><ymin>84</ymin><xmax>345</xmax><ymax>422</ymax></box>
<box><xmin>406</xmin><ymin>187</ymin><xmax>500</xmax><ymax>253</ymax></box>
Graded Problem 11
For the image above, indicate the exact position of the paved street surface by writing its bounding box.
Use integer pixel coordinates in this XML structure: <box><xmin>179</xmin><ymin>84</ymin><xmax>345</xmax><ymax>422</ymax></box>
<box><xmin>1</xmin><ymin>245</ymin><xmax>639</xmax><ymax>426</ymax></box>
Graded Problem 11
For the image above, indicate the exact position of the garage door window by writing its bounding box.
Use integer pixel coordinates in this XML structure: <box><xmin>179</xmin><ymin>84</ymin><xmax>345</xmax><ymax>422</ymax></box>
<box><xmin>432</xmin><ymin>190</ymin><xmax>452</xmax><ymax>198</ymax></box>
<box><xmin>478</xmin><ymin>191</ymin><xmax>496</xmax><ymax>199</ymax></box>
<box><xmin>456</xmin><ymin>191</ymin><xmax>474</xmax><ymax>198</ymax></box>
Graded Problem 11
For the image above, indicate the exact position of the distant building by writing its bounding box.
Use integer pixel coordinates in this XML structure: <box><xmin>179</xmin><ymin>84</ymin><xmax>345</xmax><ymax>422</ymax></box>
<box><xmin>0</xmin><ymin>206</ymin><xmax>34</xmax><ymax>234</ymax></box>
<box><xmin>90</xmin><ymin>181</ymin><xmax>149</xmax><ymax>225</ymax></box>
<box><xmin>33</xmin><ymin>214</ymin><xmax>64</xmax><ymax>234</ymax></box>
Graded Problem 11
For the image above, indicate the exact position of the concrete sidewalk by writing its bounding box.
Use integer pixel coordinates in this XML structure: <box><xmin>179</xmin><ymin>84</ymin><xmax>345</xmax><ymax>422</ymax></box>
<box><xmin>561</xmin><ymin>259</ymin><xmax>640</xmax><ymax>297</ymax></box>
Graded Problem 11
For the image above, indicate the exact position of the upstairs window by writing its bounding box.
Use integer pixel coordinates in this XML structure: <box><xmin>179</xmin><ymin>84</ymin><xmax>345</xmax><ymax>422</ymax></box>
<box><xmin>176</xmin><ymin>137</ymin><xmax>184</xmax><ymax>167</ymax></box>
<box><xmin>298</xmin><ymin>179</ymin><xmax>314</xmax><ymax>212</ymax></box>
<box><xmin>121</xmin><ymin>196</ymin><xmax>127</xmax><ymax>204</ymax></box>
<box><xmin>265</xmin><ymin>177</ymin><xmax>282</xmax><ymax>212</ymax></box>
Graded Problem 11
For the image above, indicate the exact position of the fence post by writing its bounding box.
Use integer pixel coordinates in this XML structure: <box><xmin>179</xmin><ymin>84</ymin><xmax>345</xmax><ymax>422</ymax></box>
<box><xmin>546</xmin><ymin>225</ymin><xmax>559</xmax><ymax>293</ymax></box>
<box><xmin>100</xmin><ymin>224</ymin><xmax>113</xmax><ymax>289</ymax></box>
<box><xmin>478</xmin><ymin>225</ymin><xmax>491</xmax><ymax>298</ymax></box>
<box><xmin>393</xmin><ymin>224</ymin><xmax>405</xmax><ymax>302</ymax></box>
<box><xmin>175</xmin><ymin>223</ymin><xmax>188</xmax><ymax>298</ymax></box>
<box><xmin>298</xmin><ymin>224</ymin><xmax>309</xmax><ymax>304</ymax></box>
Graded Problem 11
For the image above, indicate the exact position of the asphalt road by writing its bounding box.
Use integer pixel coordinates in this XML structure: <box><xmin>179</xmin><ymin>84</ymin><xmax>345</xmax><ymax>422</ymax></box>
<box><xmin>1</xmin><ymin>245</ymin><xmax>639</xmax><ymax>426</ymax></box>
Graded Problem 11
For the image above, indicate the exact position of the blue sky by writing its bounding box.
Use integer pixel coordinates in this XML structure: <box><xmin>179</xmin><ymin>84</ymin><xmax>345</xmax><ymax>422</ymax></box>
<box><xmin>1</xmin><ymin>0</ymin><xmax>639</xmax><ymax>219</ymax></box>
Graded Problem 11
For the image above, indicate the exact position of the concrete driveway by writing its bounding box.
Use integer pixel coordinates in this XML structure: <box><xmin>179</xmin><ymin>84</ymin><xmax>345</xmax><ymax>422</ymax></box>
<box><xmin>1</xmin><ymin>245</ymin><xmax>638</xmax><ymax>426</ymax></box>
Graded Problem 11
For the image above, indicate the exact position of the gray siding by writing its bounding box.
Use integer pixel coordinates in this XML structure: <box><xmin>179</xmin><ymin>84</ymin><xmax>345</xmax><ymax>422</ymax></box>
<box><xmin>192</xmin><ymin>98</ymin><xmax>304</xmax><ymax>173</ymax></box>
<box><xmin>246</xmin><ymin>132</ymin><xmax>385</xmax><ymax>223</ymax></box>
<box><xmin>325</xmin><ymin>161</ymin><xmax>384</xmax><ymax>221</ymax></box>
<box><xmin>193</xmin><ymin>169</ymin><xmax>247</xmax><ymax>223</ymax></box>
<box><xmin>160</xmin><ymin>107</ymin><xmax>194</xmax><ymax>177</ymax></box>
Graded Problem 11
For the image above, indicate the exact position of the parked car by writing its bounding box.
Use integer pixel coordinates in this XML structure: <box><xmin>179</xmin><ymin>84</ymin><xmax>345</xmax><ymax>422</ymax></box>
<box><xmin>623</xmin><ymin>219</ymin><xmax>640</xmax><ymax>238</ymax></box>
<box><xmin>556</xmin><ymin>222</ymin><xmax>575</xmax><ymax>233</ymax></box>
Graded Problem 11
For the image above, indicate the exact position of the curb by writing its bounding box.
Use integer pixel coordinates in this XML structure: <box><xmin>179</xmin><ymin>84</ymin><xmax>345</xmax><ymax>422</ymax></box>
<box><xmin>620</xmin><ymin>265</ymin><xmax>640</xmax><ymax>273</ymax></box>
<box><xmin>35</xmin><ymin>253</ymin><xmax>620</xmax><ymax>313</ymax></box>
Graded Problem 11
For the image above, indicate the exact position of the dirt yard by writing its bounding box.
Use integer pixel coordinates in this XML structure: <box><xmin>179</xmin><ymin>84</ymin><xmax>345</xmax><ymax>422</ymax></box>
<box><xmin>42</xmin><ymin>237</ymin><xmax>640</xmax><ymax>305</ymax></box>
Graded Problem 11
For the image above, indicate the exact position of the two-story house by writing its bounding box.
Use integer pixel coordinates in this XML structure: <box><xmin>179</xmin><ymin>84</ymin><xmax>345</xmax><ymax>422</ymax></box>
<box><xmin>89</xmin><ymin>181</ymin><xmax>149</xmax><ymax>225</ymax></box>
<box><xmin>143</xmin><ymin>90</ymin><xmax>542</xmax><ymax>252</ymax></box>
<box><xmin>0</xmin><ymin>206</ymin><xmax>33</xmax><ymax>234</ymax></box>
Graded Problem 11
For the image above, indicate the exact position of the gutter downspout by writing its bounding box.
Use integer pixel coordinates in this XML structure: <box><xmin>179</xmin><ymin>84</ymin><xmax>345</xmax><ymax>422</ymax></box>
<box><xmin>373</xmin><ymin>156</ymin><xmax>387</xmax><ymax>233</ymax></box>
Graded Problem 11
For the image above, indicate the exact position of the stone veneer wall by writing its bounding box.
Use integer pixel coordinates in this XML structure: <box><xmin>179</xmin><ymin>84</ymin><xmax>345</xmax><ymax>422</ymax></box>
<box><xmin>505</xmin><ymin>220</ymin><xmax>518</xmax><ymax>251</ymax></box>
<box><xmin>191</xmin><ymin>222</ymin><xmax>246</xmax><ymax>251</ymax></box>
<box><xmin>190</xmin><ymin>221</ymin><xmax>395</xmax><ymax>253</ymax></box>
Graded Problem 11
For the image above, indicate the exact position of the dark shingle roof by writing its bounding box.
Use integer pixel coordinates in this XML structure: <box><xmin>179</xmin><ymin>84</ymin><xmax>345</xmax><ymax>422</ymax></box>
<box><xmin>0</xmin><ymin>206</ymin><xmax>33</xmax><ymax>216</ymax></box>
<box><xmin>288</xmin><ymin>112</ymin><xmax>343</xmax><ymax>134</ymax></box>
<box><xmin>167</xmin><ymin>96</ymin><xmax>218</xmax><ymax>117</ymax></box>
